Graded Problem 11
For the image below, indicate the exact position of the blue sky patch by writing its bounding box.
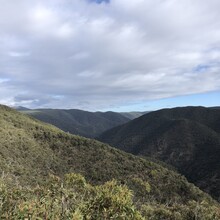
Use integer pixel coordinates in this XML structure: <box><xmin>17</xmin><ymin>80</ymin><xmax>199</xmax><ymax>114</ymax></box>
<box><xmin>193</xmin><ymin>64</ymin><xmax>211</xmax><ymax>73</ymax></box>
<box><xmin>89</xmin><ymin>0</ymin><xmax>110</xmax><ymax>4</ymax></box>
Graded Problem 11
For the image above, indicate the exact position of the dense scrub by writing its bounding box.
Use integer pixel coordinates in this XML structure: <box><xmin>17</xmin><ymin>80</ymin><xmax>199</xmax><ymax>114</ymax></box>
<box><xmin>1</xmin><ymin>173</ymin><xmax>220</xmax><ymax>220</ymax></box>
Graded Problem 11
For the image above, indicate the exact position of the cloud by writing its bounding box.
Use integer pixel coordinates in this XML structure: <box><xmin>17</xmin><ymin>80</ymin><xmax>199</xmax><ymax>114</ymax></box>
<box><xmin>0</xmin><ymin>0</ymin><xmax>220</xmax><ymax>110</ymax></box>
<box><xmin>8</xmin><ymin>51</ymin><xmax>30</xmax><ymax>57</ymax></box>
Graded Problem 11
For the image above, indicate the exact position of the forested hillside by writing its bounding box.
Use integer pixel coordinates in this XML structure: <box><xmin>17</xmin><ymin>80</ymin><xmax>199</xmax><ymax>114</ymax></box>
<box><xmin>99</xmin><ymin>106</ymin><xmax>220</xmax><ymax>201</ymax></box>
<box><xmin>0</xmin><ymin>105</ymin><xmax>220</xmax><ymax>219</ymax></box>
<box><xmin>21</xmin><ymin>108</ymin><xmax>130</xmax><ymax>138</ymax></box>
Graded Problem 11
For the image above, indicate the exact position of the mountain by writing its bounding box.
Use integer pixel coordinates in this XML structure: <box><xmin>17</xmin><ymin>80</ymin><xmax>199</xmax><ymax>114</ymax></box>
<box><xmin>0</xmin><ymin>104</ymin><xmax>219</xmax><ymax>218</ymax></box>
<box><xmin>21</xmin><ymin>108</ymin><xmax>130</xmax><ymax>138</ymax></box>
<box><xmin>120</xmin><ymin>111</ymin><xmax>149</xmax><ymax>120</ymax></box>
<box><xmin>99</xmin><ymin>106</ymin><xmax>220</xmax><ymax>201</ymax></box>
<box><xmin>13</xmin><ymin>106</ymin><xmax>31</xmax><ymax>111</ymax></box>
<box><xmin>210</xmin><ymin>106</ymin><xmax>220</xmax><ymax>110</ymax></box>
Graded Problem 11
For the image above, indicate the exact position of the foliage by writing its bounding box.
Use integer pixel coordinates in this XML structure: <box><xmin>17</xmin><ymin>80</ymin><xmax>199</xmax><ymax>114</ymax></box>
<box><xmin>0</xmin><ymin>173</ymin><xmax>144</xmax><ymax>219</ymax></box>
<box><xmin>1</xmin><ymin>173</ymin><xmax>220</xmax><ymax>219</ymax></box>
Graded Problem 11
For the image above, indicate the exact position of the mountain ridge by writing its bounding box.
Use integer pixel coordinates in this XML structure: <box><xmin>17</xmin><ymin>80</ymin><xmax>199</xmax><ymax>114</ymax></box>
<box><xmin>20</xmin><ymin>108</ymin><xmax>131</xmax><ymax>138</ymax></box>
<box><xmin>98</xmin><ymin>106</ymin><xmax>220</xmax><ymax>201</ymax></box>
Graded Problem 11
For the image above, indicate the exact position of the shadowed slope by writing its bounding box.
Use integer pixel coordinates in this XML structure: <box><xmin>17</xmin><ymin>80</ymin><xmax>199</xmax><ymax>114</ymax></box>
<box><xmin>99</xmin><ymin>106</ymin><xmax>220</xmax><ymax>201</ymax></box>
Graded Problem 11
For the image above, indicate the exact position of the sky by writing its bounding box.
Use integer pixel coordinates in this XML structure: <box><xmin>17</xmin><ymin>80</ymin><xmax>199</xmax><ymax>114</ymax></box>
<box><xmin>0</xmin><ymin>0</ymin><xmax>220</xmax><ymax>111</ymax></box>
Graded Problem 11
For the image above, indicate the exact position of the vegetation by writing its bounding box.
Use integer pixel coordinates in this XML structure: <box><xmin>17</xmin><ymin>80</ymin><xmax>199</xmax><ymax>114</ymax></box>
<box><xmin>1</xmin><ymin>173</ymin><xmax>220</xmax><ymax>219</ymax></box>
<box><xmin>0</xmin><ymin>104</ymin><xmax>220</xmax><ymax>218</ymax></box>
<box><xmin>98</xmin><ymin>106</ymin><xmax>220</xmax><ymax>201</ymax></box>
<box><xmin>20</xmin><ymin>108</ymin><xmax>130</xmax><ymax>138</ymax></box>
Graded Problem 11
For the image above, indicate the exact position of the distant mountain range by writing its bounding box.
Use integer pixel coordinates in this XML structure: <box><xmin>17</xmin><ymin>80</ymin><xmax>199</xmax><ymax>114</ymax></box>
<box><xmin>17</xmin><ymin>107</ymin><xmax>146</xmax><ymax>138</ymax></box>
<box><xmin>2</xmin><ymin>104</ymin><xmax>219</xmax><ymax>218</ymax></box>
<box><xmin>20</xmin><ymin>108</ymin><xmax>130</xmax><ymax>138</ymax></box>
<box><xmin>98</xmin><ymin>106</ymin><xmax>220</xmax><ymax>201</ymax></box>
<box><xmin>120</xmin><ymin>111</ymin><xmax>150</xmax><ymax>120</ymax></box>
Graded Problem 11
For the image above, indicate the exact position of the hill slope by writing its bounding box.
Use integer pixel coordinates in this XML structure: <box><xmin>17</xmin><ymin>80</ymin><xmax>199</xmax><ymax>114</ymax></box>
<box><xmin>21</xmin><ymin>108</ymin><xmax>130</xmax><ymax>138</ymax></box>
<box><xmin>0</xmin><ymin>104</ymin><xmax>219</xmax><ymax>218</ymax></box>
<box><xmin>99</xmin><ymin>106</ymin><xmax>220</xmax><ymax>201</ymax></box>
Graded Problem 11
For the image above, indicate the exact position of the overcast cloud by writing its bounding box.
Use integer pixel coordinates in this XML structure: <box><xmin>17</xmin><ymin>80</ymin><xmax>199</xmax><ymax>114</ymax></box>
<box><xmin>0</xmin><ymin>0</ymin><xmax>220</xmax><ymax>110</ymax></box>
